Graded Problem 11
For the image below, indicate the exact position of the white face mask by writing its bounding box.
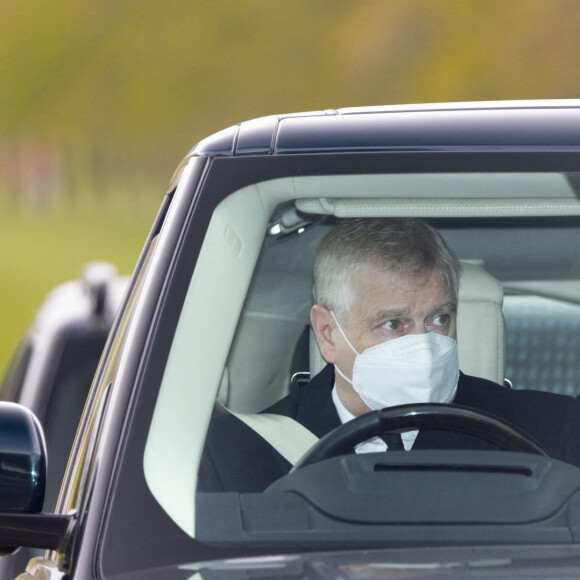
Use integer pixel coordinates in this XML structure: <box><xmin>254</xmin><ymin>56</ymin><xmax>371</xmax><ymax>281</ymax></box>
<box><xmin>332</xmin><ymin>312</ymin><xmax>459</xmax><ymax>410</ymax></box>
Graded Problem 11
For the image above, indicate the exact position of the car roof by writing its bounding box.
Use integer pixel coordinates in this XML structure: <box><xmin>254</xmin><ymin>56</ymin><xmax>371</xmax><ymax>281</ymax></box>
<box><xmin>187</xmin><ymin>100</ymin><xmax>580</xmax><ymax>158</ymax></box>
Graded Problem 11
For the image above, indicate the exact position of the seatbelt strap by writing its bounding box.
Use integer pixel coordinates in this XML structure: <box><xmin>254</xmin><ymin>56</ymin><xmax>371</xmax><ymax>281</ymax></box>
<box><xmin>229</xmin><ymin>410</ymin><xmax>319</xmax><ymax>465</ymax></box>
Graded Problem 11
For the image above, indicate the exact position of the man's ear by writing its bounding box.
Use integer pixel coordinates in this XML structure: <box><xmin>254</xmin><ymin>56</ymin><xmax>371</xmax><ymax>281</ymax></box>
<box><xmin>310</xmin><ymin>304</ymin><xmax>337</xmax><ymax>364</ymax></box>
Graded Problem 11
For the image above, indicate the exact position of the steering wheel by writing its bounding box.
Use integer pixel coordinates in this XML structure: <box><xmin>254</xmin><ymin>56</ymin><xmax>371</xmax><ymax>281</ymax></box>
<box><xmin>291</xmin><ymin>403</ymin><xmax>548</xmax><ymax>471</ymax></box>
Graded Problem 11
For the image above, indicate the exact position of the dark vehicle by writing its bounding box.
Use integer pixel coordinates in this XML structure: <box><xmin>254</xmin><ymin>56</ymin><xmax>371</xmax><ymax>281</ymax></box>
<box><xmin>1</xmin><ymin>262</ymin><xmax>127</xmax><ymax>511</ymax></box>
<box><xmin>4</xmin><ymin>101</ymin><xmax>580</xmax><ymax>578</ymax></box>
<box><xmin>0</xmin><ymin>263</ymin><xmax>126</xmax><ymax>579</ymax></box>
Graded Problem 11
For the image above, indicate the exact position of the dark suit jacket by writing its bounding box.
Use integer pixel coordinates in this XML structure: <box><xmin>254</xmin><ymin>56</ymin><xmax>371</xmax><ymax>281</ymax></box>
<box><xmin>198</xmin><ymin>364</ymin><xmax>580</xmax><ymax>492</ymax></box>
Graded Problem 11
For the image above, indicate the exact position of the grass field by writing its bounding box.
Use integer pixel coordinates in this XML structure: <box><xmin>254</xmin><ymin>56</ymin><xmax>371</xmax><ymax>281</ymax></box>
<box><xmin>0</xmin><ymin>190</ymin><xmax>163</xmax><ymax>377</ymax></box>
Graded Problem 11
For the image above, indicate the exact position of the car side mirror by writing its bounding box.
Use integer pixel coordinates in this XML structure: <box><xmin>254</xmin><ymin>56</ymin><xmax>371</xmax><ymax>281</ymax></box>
<box><xmin>0</xmin><ymin>402</ymin><xmax>46</xmax><ymax>513</ymax></box>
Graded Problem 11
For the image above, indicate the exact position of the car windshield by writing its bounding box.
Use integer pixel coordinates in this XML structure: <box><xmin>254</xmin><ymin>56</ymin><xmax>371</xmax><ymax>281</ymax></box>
<box><xmin>137</xmin><ymin>168</ymin><xmax>580</xmax><ymax>558</ymax></box>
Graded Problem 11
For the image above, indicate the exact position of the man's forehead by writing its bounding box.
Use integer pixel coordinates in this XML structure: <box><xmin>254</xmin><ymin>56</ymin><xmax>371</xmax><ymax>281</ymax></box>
<box><xmin>350</xmin><ymin>268</ymin><xmax>455</xmax><ymax>317</ymax></box>
<box><xmin>353</xmin><ymin>263</ymin><xmax>446</xmax><ymax>293</ymax></box>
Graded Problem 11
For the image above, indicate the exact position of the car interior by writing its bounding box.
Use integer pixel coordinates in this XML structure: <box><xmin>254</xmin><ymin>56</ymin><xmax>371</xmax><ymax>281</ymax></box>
<box><xmin>143</xmin><ymin>170</ymin><xmax>580</xmax><ymax>543</ymax></box>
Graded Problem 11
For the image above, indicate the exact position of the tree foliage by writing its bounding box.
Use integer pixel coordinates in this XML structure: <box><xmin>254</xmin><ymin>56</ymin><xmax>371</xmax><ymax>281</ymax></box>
<box><xmin>1</xmin><ymin>0</ymin><xmax>580</xmax><ymax>161</ymax></box>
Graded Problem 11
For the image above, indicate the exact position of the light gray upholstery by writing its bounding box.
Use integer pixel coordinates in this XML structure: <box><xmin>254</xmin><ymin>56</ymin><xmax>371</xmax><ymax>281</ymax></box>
<box><xmin>503</xmin><ymin>294</ymin><xmax>580</xmax><ymax>395</ymax></box>
<box><xmin>456</xmin><ymin>262</ymin><xmax>505</xmax><ymax>385</ymax></box>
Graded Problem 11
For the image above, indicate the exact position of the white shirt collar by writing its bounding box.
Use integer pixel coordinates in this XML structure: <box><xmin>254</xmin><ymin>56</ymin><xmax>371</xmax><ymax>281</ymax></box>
<box><xmin>331</xmin><ymin>383</ymin><xmax>418</xmax><ymax>452</ymax></box>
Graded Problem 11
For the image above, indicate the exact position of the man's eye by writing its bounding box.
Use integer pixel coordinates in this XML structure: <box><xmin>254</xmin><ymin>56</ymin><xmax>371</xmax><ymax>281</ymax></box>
<box><xmin>433</xmin><ymin>314</ymin><xmax>450</xmax><ymax>326</ymax></box>
<box><xmin>383</xmin><ymin>320</ymin><xmax>400</xmax><ymax>331</ymax></box>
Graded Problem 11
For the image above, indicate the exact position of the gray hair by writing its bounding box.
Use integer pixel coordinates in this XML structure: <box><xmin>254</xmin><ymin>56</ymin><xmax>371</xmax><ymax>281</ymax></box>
<box><xmin>313</xmin><ymin>218</ymin><xmax>461</xmax><ymax>322</ymax></box>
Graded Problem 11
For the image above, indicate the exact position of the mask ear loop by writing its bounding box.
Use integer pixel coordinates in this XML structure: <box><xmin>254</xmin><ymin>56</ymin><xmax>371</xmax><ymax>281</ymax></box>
<box><xmin>330</xmin><ymin>311</ymin><xmax>360</xmax><ymax>356</ymax></box>
<box><xmin>330</xmin><ymin>311</ymin><xmax>360</xmax><ymax>385</ymax></box>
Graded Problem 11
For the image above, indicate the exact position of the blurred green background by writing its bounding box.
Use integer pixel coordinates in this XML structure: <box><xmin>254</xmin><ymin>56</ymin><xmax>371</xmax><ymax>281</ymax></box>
<box><xmin>1</xmin><ymin>0</ymin><xmax>580</xmax><ymax>374</ymax></box>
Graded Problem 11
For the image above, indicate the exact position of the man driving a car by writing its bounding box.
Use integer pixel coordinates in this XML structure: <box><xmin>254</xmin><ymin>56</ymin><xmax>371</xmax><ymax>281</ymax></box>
<box><xmin>198</xmin><ymin>218</ymin><xmax>580</xmax><ymax>492</ymax></box>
